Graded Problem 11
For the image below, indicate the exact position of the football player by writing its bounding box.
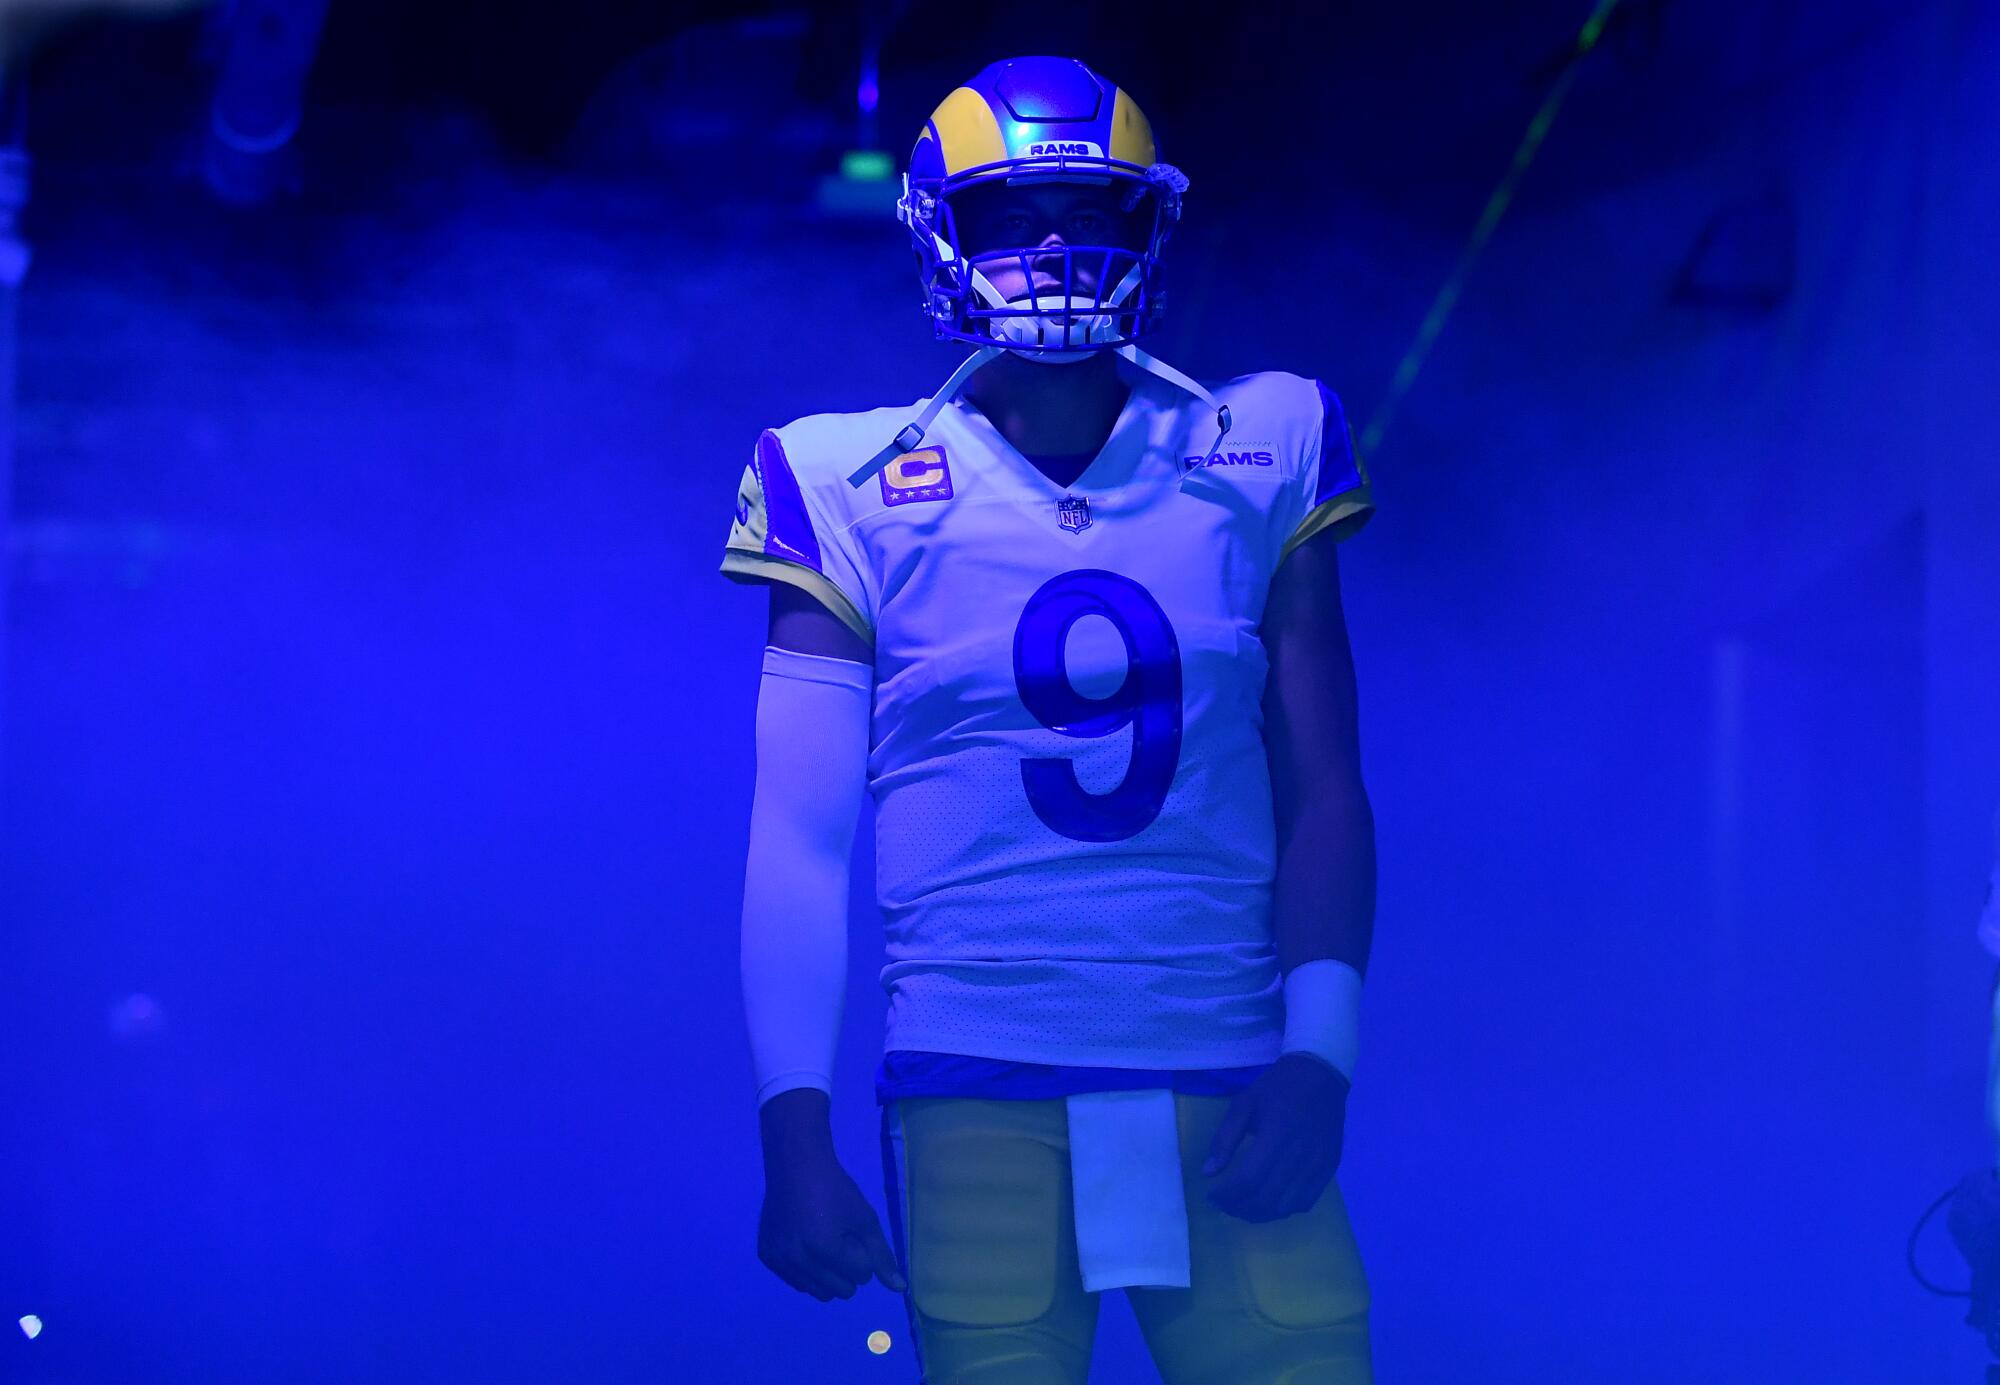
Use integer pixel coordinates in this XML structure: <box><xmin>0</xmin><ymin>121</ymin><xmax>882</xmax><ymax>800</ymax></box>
<box><xmin>725</xmin><ymin>56</ymin><xmax>1377</xmax><ymax>1383</ymax></box>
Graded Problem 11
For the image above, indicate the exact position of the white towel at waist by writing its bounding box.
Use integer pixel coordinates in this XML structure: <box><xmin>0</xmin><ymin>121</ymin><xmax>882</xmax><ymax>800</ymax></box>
<box><xmin>1064</xmin><ymin>1088</ymin><xmax>1191</xmax><ymax>1292</ymax></box>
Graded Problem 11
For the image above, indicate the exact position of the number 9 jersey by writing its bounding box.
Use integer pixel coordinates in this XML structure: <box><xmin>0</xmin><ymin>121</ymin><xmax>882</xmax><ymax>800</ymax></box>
<box><xmin>720</xmin><ymin>366</ymin><xmax>1373</xmax><ymax>1074</ymax></box>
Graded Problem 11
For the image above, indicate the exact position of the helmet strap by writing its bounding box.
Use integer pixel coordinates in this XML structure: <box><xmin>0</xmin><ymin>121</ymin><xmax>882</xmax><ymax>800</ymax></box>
<box><xmin>846</xmin><ymin>345</ymin><xmax>1005</xmax><ymax>489</ymax></box>
<box><xmin>1112</xmin><ymin>344</ymin><xmax>1233</xmax><ymax>488</ymax></box>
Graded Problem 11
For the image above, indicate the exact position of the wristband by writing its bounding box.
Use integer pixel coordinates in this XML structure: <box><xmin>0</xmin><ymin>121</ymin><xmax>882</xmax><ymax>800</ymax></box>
<box><xmin>1279</xmin><ymin>958</ymin><xmax>1362</xmax><ymax>1086</ymax></box>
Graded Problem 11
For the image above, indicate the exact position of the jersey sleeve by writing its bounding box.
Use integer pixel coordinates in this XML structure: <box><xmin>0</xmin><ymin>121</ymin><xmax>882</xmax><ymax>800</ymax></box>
<box><xmin>720</xmin><ymin>427</ymin><xmax>877</xmax><ymax>645</ymax></box>
<box><xmin>1276</xmin><ymin>381</ymin><xmax>1375</xmax><ymax>564</ymax></box>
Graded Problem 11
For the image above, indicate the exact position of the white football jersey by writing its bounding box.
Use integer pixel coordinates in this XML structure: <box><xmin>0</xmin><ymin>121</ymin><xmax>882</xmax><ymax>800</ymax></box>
<box><xmin>722</xmin><ymin>364</ymin><xmax>1372</xmax><ymax>1071</ymax></box>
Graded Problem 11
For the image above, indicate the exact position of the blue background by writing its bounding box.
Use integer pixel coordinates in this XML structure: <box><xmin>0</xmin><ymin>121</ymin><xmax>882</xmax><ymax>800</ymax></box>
<box><xmin>1</xmin><ymin>2</ymin><xmax>1996</xmax><ymax>1380</ymax></box>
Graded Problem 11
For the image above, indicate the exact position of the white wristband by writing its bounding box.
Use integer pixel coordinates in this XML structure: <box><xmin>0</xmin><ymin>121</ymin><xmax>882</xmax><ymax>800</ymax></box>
<box><xmin>1279</xmin><ymin>958</ymin><xmax>1362</xmax><ymax>1085</ymax></box>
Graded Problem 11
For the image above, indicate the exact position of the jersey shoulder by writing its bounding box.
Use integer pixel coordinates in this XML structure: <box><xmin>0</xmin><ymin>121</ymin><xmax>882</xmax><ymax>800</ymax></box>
<box><xmin>724</xmin><ymin>399</ymin><xmax>927</xmax><ymax>645</ymax></box>
<box><xmin>763</xmin><ymin>399</ymin><xmax>929</xmax><ymax>506</ymax></box>
<box><xmin>1207</xmin><ymin>367</ymin><xmax>1323</xmax><ymax>414</ymax></box>
<box><xmin>1187</xmin><ymin>369</ymin><xmax>1331</xmax><ymax>480</ymax></box>
<box><xmin>1212</xmin><ymin>368</ymin><xmax>1337</xmax><ymax>440</ymax></box>
<box><xmin>1193</xmin><ymin>368</ymin><xmax>1372</xmax><ymax>552</ymax></box>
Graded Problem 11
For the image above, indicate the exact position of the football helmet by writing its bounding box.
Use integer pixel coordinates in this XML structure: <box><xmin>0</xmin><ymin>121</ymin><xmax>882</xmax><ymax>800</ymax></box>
<box><xmin>847</xmin><ymin>57</ymin><xmax>1230</xmax><ymax>492</ymax></box>
<box><xmin>897</xmin><ymin>55</ymin><xmax>1184</xmax><ymax>357</ymax></box>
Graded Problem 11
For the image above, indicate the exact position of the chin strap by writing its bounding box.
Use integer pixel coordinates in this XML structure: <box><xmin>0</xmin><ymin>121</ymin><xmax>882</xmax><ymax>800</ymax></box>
<box><xmin>846</xmin><ymin>340</ymin><xmax>1233</xmax><ymax>493</ymax></box>
<box><xmin>1114</xmin><ymin>344</ymin><xmax>1232</xmax><ymax>488</ymax></box>
<box><xmin>846</xmin><ymin>344</ymin><xmax>1005</xmax><ymax>489</ymax></box>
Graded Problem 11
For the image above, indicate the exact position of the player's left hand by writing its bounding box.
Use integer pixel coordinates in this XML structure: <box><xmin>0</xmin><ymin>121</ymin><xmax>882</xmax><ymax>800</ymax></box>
<box><xmin>1200</xmin><ymin>1052</ymin><xmax>1349</xmax><ymax>1222</ymax></box>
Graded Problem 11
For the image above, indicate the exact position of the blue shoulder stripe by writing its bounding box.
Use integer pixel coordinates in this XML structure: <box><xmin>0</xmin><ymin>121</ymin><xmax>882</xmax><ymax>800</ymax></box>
<box><xmin>754</xmin><ymin>429</ymin><xmax>823</xmax><ymax>572</ymax></box>
<box><xmin>1313</xmin><ymin>380</ymin><xmax>1365</xmax><ymax>506</ymax></box>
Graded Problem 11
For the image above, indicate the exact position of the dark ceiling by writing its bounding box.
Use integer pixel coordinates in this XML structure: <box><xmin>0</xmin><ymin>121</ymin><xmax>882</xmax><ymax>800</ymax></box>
<box><xmin>18</xmin><ymin>0</ymin><xmax>1933</xmax><ymax>231</ymax></box>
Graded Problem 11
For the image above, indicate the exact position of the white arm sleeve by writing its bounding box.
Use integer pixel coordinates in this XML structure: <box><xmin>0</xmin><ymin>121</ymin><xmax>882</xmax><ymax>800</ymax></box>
<box><xmin>739</xmin><ymin>644</ymin><xmax>872</xmax><ymax>1110</ymax></box>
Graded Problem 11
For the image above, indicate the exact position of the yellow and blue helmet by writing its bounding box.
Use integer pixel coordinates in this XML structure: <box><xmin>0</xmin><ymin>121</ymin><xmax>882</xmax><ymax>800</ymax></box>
<box><xmin>897</xmin><ymin>56</ymin><xmax>1186</xmax><ymax>355</ymax></box>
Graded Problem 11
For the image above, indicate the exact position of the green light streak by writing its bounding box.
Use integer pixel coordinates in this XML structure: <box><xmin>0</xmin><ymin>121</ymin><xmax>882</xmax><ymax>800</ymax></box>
<box><xmin>1361</xmin><ymin>0</ymin><xmax>1623</xmax><ymax>457</ymax></box>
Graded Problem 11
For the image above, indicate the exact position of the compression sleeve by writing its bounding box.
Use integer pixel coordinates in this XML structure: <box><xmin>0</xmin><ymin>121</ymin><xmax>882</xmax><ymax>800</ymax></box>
<box><xmin>739</xmin><ymin>644</ymin><xmax>873</xmax><ymax>1109</ymax></box>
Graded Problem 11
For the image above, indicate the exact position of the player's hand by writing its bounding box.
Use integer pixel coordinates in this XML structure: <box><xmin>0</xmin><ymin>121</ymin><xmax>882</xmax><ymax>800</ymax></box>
<box><xmin>758</xmin><ymin>1151</ymin><xmax>909</xmax><ymax>1301</ymax></box>
<box><xmin>1200</xmin><ymin>1052</ymin><xmax>1349</xmax><ymax>1223</ymax></box>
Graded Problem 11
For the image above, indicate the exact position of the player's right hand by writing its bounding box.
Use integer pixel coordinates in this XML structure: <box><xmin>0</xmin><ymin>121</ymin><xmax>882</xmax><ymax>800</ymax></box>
<box><xmin>757</xmin><ymin>1153</ymin><xmax>908</xmax><ymax>1300</ymax></box>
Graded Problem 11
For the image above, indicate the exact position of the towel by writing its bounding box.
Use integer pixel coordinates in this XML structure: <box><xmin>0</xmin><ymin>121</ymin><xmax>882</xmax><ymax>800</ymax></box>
<box><xmin>1064</xmin><ymin>1088</ymin><xmax>1191</xmax><ymax>1291</ymax></box>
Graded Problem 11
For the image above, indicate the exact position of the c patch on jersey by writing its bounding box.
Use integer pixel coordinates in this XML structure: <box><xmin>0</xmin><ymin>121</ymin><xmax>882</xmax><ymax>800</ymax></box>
<box><xmin>879</xmin><ymin>447</ymin><xmax>955</xmax><ymax>507</ymax></box>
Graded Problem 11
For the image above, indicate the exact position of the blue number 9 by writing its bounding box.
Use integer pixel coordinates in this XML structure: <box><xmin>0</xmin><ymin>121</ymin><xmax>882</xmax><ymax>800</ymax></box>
<box><xmin>1011</xmin><ymin>569</ymin><xmax>1183</xmax><ymax>842</ymax></box>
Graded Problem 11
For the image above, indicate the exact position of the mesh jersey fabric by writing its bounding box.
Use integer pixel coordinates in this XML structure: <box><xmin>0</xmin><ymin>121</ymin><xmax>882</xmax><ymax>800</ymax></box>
<box><xmin>722</xmin><ymin>362</ymin><xmax>1372</xmax><ymax>1082</ymax></box>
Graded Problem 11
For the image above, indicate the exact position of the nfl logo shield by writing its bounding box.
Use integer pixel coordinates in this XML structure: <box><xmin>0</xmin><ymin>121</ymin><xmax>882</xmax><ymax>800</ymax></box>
<box><xmin>1056</xmin><ymin>495</ymin><xmax>1092</xmax><ymax>534</ymax></box>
